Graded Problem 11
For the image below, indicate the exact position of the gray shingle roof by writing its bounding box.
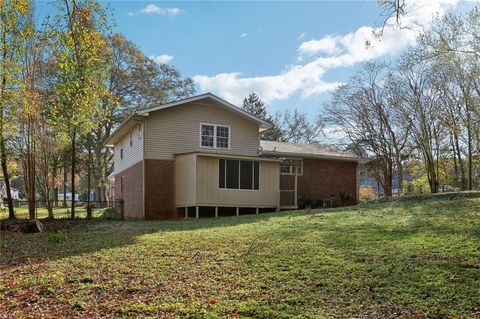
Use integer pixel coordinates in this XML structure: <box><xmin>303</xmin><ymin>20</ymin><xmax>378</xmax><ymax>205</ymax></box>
<box><xmin>260</xmin><ymin>141</ymin><xmax>366</xmax><ymax>162</ymax></box>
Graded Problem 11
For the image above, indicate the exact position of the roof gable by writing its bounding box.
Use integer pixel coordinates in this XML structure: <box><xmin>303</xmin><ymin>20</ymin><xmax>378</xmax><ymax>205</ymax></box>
<box><xmin>104</xmin><ymin>93</ymin><xmax>271</xmax><ymax>147</ymax></box>
<box><xmin>137</xmin><ymin>93</ymin><xmax>271</xmax><ymax>128</ymax></box>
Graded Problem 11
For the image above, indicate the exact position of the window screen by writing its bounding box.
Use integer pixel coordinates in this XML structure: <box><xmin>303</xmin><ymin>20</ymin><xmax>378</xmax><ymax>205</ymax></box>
<box><xmin>240</xmin><ymin>161</ymin><xmax>253</xmax><ymax>189</ymax></box>
<box><xmin>219</xmin><ymin>159</ymin><xmax>259</xmax><ymax>190</ymax></box>
<box><xmin>254</xmin><ymin>161</ymin><xmax>259</xmax><ymax>190</ymax></box>
<box><xmin>219</xmin><ymin>159</ymin><xmax>226</xmax><ymax>188</ymax></box>
<box><xmin>226</xmin><ymin>160</ymin><xmax>239</xmax><ymax>189</ymax></box>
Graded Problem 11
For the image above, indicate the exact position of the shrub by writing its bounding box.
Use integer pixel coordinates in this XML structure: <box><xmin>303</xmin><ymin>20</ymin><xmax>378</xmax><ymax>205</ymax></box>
<box><xmin>47</xmin><ymin>230</ymin><xmax>67</xmax><ymax>243</ymax></box>
<box><xmin>339</xmin><ymin>190</ymin><xmax>352</xmax><ymax>205</ymax></box>
<box><xmin>359</xmin><ymin>186</ymin><xmax>377</xmax><ymax>202</ymax></box>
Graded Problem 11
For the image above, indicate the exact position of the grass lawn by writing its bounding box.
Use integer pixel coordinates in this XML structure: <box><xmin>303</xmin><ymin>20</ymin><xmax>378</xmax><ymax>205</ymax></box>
<box><xmin>1</xmin><ymin>193</ymin><xmax>479</xmax><ymax>318</ymax></box>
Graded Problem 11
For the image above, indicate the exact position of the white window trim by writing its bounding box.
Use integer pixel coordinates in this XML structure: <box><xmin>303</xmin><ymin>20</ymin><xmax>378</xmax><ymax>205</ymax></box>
<box><xmin>280</xmin><ymin>160</ymin><xmax>303</xmax><ymax>176</ymax></box>
<box><xmin>199</xmin><ymin>123</ymin><xmax>231</xmax><ymax>150</ymax></box>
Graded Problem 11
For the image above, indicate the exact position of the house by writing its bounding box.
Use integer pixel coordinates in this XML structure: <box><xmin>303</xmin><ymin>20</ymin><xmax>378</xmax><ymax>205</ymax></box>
<box><xmin>57</xmin><ymin>192</ymin><xmax>80</xmax><ymax>202</ymax></box>
<box><xmin>0</xmin><ymin>185</ymin><xmax>20</xmax><ymax>200</ymax></box>
<box><xmin>104</xmin><ymin>93</ymin><xmax>367</xmax><ymax>219</ymax></box>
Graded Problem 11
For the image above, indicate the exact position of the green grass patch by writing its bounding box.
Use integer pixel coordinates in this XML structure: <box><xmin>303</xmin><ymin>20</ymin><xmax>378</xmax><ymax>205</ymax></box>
<box><xmin>1</xmin><ymin>193</ymin><xmax>479</xmax><ymax>317</ymax></box>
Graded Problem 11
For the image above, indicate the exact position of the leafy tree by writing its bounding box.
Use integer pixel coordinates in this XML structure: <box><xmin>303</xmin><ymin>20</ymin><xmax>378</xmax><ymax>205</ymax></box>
<box><xmin>90</xmin><ymin>33</ymin><xmax>195</xmax><ymax>202</ymax></box>
<box><xmin>0</xmin><ymin>0</ymin><xmax>31</xmax><ymax>219</ymax></box>
<box><xmin>49</xmin><ymin>0</ymin><xmax>111</xmax><ymax>218</ymax></box>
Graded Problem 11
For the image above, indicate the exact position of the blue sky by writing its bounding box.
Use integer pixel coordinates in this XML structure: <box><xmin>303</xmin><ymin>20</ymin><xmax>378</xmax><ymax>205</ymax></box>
<box><xmin>37</xmin><ymin>0</ymin><xmax>476</xmax><ymax>116</ymax></box>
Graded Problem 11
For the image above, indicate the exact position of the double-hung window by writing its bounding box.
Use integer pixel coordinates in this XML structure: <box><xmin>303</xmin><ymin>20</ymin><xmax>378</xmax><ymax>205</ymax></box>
<box><xmin>219</xmin><ymin>159</ymin><xmax>259</xmax><ymax>190</ymax></box>
<box><xmin>200</xmin><ymin>123</ymin><xmax>230</xmax><ymax>149</ymax></box>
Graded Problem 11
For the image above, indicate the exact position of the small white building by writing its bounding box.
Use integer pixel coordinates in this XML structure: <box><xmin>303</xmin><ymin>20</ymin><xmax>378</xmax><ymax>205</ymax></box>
<box><xmin>0</xmin><ymin>184</ymin><xmax>20</xmax><ymax>200</ymax></box>
<box><xmin>58</xmin><ymin>192</ymin><xmax>80</xmax><ymax>201</ymax></box>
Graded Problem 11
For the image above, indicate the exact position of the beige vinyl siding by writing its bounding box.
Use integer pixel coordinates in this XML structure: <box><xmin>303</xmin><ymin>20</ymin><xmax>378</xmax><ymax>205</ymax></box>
<box><xmin>145</xmin><ymin>102</ymin><xmax>260</xmax><ymax>160</ymax></box>
<box><xmin>175</xmin><ymin>153</ymin><xmax>197</xmax><ymax>206</ymax></box>
<box><xmin>175</xmin><ymin>154</ymin><xmax>279</xmax><ymax>208</ymax></box>
<box><xmin>113</xmin><ymin>124</ymin><xmax>144</xmax><ymax>174</ymax></box>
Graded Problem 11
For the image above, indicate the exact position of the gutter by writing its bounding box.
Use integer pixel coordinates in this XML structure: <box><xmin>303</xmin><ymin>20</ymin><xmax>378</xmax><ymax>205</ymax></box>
<box><xmin>260</xmin><ymin>150</ymin><xmax>370</xmax><ymax>164</ymax></box>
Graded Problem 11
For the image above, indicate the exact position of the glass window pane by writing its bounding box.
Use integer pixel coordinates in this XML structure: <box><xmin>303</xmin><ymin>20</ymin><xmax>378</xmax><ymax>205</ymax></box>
<box><xmin>254</xmin><ymin>161</ymin><xmax>259</xmax><ymax>190</ymax></box>
<box><xmin>226</xmin><ymin>160</ymin><xmax>239</xmax><ymax>189</ymax></box>
<box><xmin>201</xmin><ymin>125</ymin><xmax>214</xmax><ymax>147</ymax></box>
<box><xmin>216</xmin><ymin>126</ymin><xmax>229</xmax><ymax>148</ymax></box>
<box><xmin>280</xmin><ymin>164</ymin><xmax>291</xmax><ymax>174</ymax></box>
<box><xmin>240</xmin><ymin>161</ymin><xmax>253</xmax><ymax>189</ymax></box>
<box><xmin>219</xmin><ymin>159</ymin><xmax>225</xmax><ymax>188</ymax></box>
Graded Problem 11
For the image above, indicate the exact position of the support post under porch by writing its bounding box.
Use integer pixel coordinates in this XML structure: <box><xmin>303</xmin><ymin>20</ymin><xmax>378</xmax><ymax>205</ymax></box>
<box><xmin>195</xmin><ymin>206</ymin><xmax>199</xmax><ymax>219</ymax></box>
<box><xmin>215</xmin><ymin>207</ymin><xmax>218</xmax><ymax>218</ymax></box>
<box><xmin>184</xmin><ymin>207</ymin><xmax>188</xmax><ymax>219</ymax></box>
<box><xmin>236</xmin><ymin>207</ymin><xmax>239</xmax><ymax>216</ymax></box>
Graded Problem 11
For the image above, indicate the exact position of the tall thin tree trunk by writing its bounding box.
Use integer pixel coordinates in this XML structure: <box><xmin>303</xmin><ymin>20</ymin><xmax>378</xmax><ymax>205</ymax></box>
<box><xmin>0</xmin><ymin>101</ymin><xmax>14</xmax><ymax>219</ymax></box>
<box><xmin>467</xmin><ymin>114</ymin><xmax>473</xmax><ymax>190</ymax></box>
<box><xmin>70</xmin><ymin>130</ymin><xmax>76</xmax><ymax>219</ymax></box>
<box><xmin>87</xmin><ymin>142</ymin><xmax>92</xmax><ymax>219</ymax></box>
<box><xmin>63</xmin><ymin>159</ymin><xmax>67</xmax><ymax>208</ymax></box>
<box><xmin>27</xmin><ymin>119</ymin><xmax>36</xmax><ymax>219</ymax></box>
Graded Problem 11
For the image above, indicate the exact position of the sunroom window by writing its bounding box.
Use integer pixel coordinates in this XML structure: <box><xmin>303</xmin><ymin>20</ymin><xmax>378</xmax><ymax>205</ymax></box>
<box><xmin>219</xmin><ymin>159</ymin><xmax>259</xmax><ymax>190</ymax></box>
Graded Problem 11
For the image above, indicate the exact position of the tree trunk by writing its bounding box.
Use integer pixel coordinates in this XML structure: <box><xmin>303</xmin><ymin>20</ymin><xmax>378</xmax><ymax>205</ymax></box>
<box><xmin>467</xmin><ymin>115</ymin><xmax>473</xmax><ymax>190</ymax></box>
<box><xmin>87</xmin><ymin>142</ymin><xmax>92</xmax><ymax>219</ymax></box>
<box><xmin>0</xmin><ymin>136</ymin><xmax>14</xmax><ymax>219</ymax></box>
<box><xmin>26</xmin><ymin>119</ymin><xmax>36</xmax><ymax>219</ymax></box>
<box><xmin>63</xmin><ymin>159</ymin><xmax>67</xmax><ymax>208</ymax></box>
<box><xmin>0</xmin><ymin>106</ymin><xmax>14</xmax><ymax>219</ymax></box>
<box><xmin>70</xmin><ymin>130</ymin><xmax>76</xmax><ymax>219</ymax></box>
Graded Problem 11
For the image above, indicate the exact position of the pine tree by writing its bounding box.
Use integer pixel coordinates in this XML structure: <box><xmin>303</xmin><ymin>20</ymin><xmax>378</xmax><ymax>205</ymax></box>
<box><xmin>242</xmin><ymin>92</ymin><xmax>282</xmax><ymax>141</ymax></box>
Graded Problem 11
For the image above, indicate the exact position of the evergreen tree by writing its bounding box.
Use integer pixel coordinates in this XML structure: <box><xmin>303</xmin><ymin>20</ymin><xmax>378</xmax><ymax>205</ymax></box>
<box><xmin>242</xmin><ymin>92</ymin><xmax>282</xmax><ymax>141</ymax></box>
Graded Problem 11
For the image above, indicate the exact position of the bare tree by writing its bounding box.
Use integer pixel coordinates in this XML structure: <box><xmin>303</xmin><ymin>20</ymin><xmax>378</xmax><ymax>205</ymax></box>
<box><xmin>326</xmin><ymin>62</ymin><xmax>410</xmax><ymax>196</ymax></box>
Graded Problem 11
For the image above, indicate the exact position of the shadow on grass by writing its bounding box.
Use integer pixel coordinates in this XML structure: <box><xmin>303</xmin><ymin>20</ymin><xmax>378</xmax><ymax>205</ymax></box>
<box><xmin>0</xmin><ymin>209</ymin><xmax>307</xmax><ymax>268</ymax></box>
<box><xmin>2</xmin><ymin>196</ymin><xmax>478</xmax><ymax>271</ymax></box>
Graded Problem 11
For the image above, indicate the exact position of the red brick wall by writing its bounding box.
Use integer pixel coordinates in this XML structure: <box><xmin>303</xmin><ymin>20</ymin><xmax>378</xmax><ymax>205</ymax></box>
<box><xmin>114</xmin><ymin>161</ymin><xmax>144</xmax><ymax>218</ymax></box>
<box><xmin>144</xmin><ymin>159</ymin><xmax>178</xmax><ymax>219</ymax></box>
<box><xmin>280</xmin><ymin>158</ymin><xmax>358</xmax><ymax>207</ymax></box>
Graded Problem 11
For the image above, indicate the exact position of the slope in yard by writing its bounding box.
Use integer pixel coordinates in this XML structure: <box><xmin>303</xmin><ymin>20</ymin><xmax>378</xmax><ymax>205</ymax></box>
<box><xmin>1</xmin><ymin>193</ymin><xmax>480</xmax><ymax>318</ymax></box>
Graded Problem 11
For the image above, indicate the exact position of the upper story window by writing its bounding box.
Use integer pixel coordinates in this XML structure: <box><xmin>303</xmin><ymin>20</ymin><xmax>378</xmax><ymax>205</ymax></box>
<box><xmin>200</xmin><ymin>123</ymin><xmax>230</xmax><ymax>149</ymax></box>
<box><xmin>280</xmin><ymin>160</ymin><xmax>303</xmax><ymax>176</ymax></box>
<box><xmin>129</xmin><ymin>132</ymin><xmax>133</xmax><ymax>147</ymax></box>
<box><xmin>120</xmin><ymin>148</ymin><xmax>124</xmax><ymax>160</ymax></box>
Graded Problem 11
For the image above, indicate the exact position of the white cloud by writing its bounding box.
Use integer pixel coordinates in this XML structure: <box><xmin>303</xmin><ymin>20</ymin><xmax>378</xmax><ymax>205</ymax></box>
<box><xmin>129</xmin><ymin>4</ymin><xmax>183</xmax><ymax>17</ymax></box>
<box><xmin>240</xmin><ymin>32</ymin><xmax>248</xmax><ymax>38</ymax></box>
<box><xmin>150</xmin><ymin>54</ymin><xmax>174</xmax><ymax>64</ymax></box>
<box><xmin>298</xmin><ymin>35</ymin><xmax>342</xmax><ymax>56</ymax></box>
<box><xmin>298</xmin><ymin>32</ymin><xmax>306</xmax><ymax>40</ymax></box>
<box><xmin>194</xmin><ymin>0</ymin><xmax>461</xmax><ymax>105</ymax></box>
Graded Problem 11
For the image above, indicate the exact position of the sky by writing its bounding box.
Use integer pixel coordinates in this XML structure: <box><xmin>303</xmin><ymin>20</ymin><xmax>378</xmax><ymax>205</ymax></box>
<box><xmin>37</xmin><ymin>0</ymin><xmax>478</xmax><ymax>116</ymax></box>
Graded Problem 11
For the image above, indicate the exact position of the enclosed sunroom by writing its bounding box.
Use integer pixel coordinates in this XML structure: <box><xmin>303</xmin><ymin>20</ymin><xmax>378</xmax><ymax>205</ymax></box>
<box><xmin>175</xmin><ymin>152</ymin><xmax>281</xmax><ymax>218</ymax></box>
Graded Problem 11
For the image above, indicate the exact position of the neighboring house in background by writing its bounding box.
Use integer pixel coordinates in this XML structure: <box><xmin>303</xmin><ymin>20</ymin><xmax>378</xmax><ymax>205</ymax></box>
<box><xmin>104</xmin><ymin>93</ymin><xmax>367</xmax><ymax>219</ymax></box>
<box><xmin>58</xmin><ymin>192</ymin><xmax>80</xmax><ymax>202</ymax></box>
<box><xmin>0</xmin><ymin>184</ymin><xmax>20</xmax><ymax>200</ymax></box>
